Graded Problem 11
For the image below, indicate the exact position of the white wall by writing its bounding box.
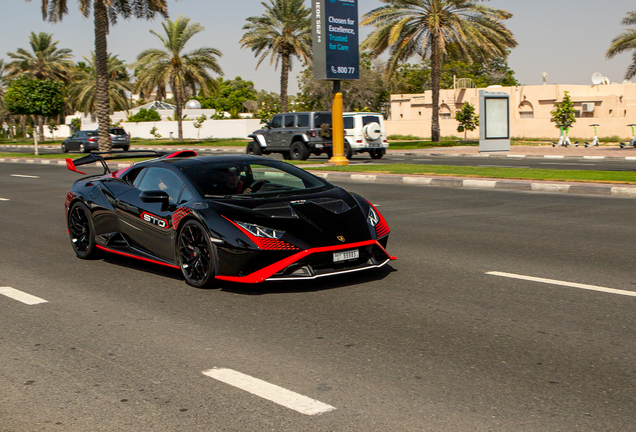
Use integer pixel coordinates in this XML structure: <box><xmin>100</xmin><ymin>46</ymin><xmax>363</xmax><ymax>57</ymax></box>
<box><xmin>77</xmin><ymin>118</ymin><xmax>263</xmax><ymax>140</ymax></box>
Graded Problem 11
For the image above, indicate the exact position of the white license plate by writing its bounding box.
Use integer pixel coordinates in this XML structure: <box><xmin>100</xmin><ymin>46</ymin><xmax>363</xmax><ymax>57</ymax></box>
<box><xmin>333</xmin><ymin>249</ymin><xmax>359</xmax><ymax>262</ymax></box>
<box><xmin>368</xmin><ymin>142</ymin><xmax>379</xmax><ymax>147</ymax></box>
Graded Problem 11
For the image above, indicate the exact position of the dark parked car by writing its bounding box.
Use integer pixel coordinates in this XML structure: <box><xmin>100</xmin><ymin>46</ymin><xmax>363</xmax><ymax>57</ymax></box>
<box><xmin>62</xmin><ymin>128</ymin><xmax>130</xmax><ymax>153</ymax></box>
<box><xmin>64</xmin><ymin>150</ymin><xmax>395</xmax><ymax>288</ymax></box>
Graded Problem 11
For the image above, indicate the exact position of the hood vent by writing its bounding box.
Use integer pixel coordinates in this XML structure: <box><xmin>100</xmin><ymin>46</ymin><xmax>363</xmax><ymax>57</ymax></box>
<box><xmin>253</xmin><ymin>198</ymin><xmax>351</xmax><ymax>218</ymax></box>
<box><xmin>306</xmin><ymin>198</ymin><xmax>351</xmax><ymax>214</ymax></box>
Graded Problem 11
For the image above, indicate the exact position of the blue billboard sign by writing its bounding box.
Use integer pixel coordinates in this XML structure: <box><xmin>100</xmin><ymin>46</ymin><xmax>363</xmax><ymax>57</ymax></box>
<box><xmin>312</xmin><ymin>0</ymin><xmax>360</xmax><ymax>81</ymax></box>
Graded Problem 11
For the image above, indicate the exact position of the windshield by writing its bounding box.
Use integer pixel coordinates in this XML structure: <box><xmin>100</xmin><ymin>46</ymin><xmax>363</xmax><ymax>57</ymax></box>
<box><xmin>180</xmin><ymin>160</ymin><xmax>329</xmax><ymax>197</ymax></box>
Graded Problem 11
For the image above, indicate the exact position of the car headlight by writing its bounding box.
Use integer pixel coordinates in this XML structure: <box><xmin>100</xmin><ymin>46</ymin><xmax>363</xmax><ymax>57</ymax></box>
<box><xmin>368</xmin><ymin>206</ymin><xmax>380</xmax><ymax>227</ymax></box>
<box><xmin>235</xmin><ymin>221</ymin><xmax>285</xmax><ymax>239</ymax></box>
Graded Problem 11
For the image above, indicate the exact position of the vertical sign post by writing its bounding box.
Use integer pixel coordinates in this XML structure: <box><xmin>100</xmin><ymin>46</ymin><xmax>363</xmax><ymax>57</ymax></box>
<box><xmin>479</xmin><ymin>90</ymin><xmax>511</xmax><ymax>153</ymax></box>
<box><xmin>312</xmin><ymin>0</ymin><xmax>359</xmax><ymax>165</ymax></box>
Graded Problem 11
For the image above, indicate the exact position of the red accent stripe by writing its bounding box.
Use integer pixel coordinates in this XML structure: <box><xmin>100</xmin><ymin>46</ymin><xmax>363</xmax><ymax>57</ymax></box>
<box><xmin>368</xmin><ymin>201</ymin><xmax>390</xmax><ymax>238</ymax></box>
<box><xmin>66</xmin><ymin>158</ymin><xmax>86</xmax><ymax>175</ymax></box>
<box><xmin>215</xmin><ymin>240</ymin><xmax>390</xmax><ymax>284</ymax></box>
<box><xmin>96</xmin><ymin>245</ymin><xmax>180</xmax><ymax>269</ymax></box>
<box><xmin>166</xmin><ymin>150</ymin><xmax>198</xmax><ymax>158</ymax></box>
<box><xmin>222</xmin><ymin>216</ymin><xmax>299</xmax><ymax>251</ymax></box>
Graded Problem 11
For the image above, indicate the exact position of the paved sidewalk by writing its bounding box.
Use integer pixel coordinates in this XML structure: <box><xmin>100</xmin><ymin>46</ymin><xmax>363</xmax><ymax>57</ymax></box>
<box><xmin>388</xmin><ymin>144</ymin><xmax>636</xmax><ymax>160</ymax></box>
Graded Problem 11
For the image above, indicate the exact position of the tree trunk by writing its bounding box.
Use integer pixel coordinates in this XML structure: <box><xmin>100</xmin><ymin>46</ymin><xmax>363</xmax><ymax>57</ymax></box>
<box><xmin>94</xmin><ymin>0</ymin><xmax>112</xmax><ymax>152</ymax></box>
<box><xmin>280</xmin><ymin>51</ymin><xmax>289</xmax><ymax>113</ymax></box>
<box><xmin>173</xmin><ymin>78</ymin><xmax>183</xmax><ymax>141</ymax></box>
<box><xmin>37</xmin><ymin>116</ymin><xmax>45</xmax><ymax>141</ymax></box>
<box><xmin>430</xmin><ymin>33</ymin><xmax>441</xmax><ymax>143</ymax></box>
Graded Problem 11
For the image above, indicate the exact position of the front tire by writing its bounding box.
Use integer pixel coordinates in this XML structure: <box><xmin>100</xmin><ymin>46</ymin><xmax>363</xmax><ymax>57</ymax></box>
<box><xmin>177</xmin><ymin>220</ymin><xmax>217</xmax><ymax>288</ymax></box>
<box><xmin>79</xmin><ymin>143</ymin><xmax>86</xmax><ymax>153</ymax></box>
<box><xmin>290</xmin><ymin>141</ymin><xmax>309</xmax><ymax>160</ymax></box>
<box><xmin>246</xmin><ymin>141</ymin><xmax>262</xmax><ymax>155</ymax></box>
<box><xmin>68</xmin><ymin>202</ymin><xmax>100</xmax><ymax>259</ymax></box>
<box><xmin>61</xmin><ymin>143</ymin><xmax>68</xmax><ymax>153</ymax></box>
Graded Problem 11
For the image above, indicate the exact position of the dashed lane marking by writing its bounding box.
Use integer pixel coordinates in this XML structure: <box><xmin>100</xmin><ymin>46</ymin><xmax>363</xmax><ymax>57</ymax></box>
<box><xmin>486</xmin><ymin>271</ymin><xmax>636</xmax><ymax>298</ymax></box>
<box><xmin>0</xmin><ymin>287</ymin><xmax>48</xmax><ymax>305</ymax></box>
<box><xmin>0</xmin><ymin>198</ymin><xmax>9</xmax><ymax>201</ymax></box>
<box><xmin>10</xmin><ymin>174</ymin><xmax>40</xmax><ymax>178</ymax></box>
<box><xmin>202</xmin><ymin>368</ymin><xmax>336</xmax><ymax>416</ymax></box>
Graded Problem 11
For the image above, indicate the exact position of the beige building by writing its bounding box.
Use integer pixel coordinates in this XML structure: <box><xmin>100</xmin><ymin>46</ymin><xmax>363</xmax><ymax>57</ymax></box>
<box><xmin>386</xmin><ymin>83</ymin><xmax>636</xmax><ymax>140</ymax></box>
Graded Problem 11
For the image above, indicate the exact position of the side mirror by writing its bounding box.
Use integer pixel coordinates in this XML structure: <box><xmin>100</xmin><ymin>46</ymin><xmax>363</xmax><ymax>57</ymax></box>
<box><xmin>265</xmin><ymin>122</ymin><xmax>272</xmax><ymax>129</ymax></box>
<box><xmin>140</xmin><ymin>190</ymin><xmax>170</xmax><ymax>211</ymax></box>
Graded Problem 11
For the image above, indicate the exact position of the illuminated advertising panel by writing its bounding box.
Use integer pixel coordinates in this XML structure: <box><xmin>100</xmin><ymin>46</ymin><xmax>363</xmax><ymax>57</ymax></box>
<box><xmin>312</xmin><ymin>0</ymin><xmax>359</xmax><ymax>81</ymax></box>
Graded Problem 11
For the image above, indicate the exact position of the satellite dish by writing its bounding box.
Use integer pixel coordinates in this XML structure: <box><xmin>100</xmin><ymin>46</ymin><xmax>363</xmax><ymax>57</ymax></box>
<box><xmin>185</xmin><ymin>99</ymin><xmax>202</xmax><ymax>109</ymax></box>
<box><xmin>592</xmin><ymin>72</ymin><xmax>603</xmax><ymax>85</ymax></box>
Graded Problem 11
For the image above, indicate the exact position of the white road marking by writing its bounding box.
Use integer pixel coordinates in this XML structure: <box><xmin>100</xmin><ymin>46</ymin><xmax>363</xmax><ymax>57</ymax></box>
<box><xmin>10</xmin><ymin>174</ymin><xmax>40</xmax><ymax>178</ymax></box>
<box><xmin>486</xmin><ymin>271</ymin><xmax>636</xmax><ymax>298</ymax></box>
<box><xmin>202</xmin><ymin>368</ymin><xmax>336</xmax><ymax>415</ymax></box>
<box><xmin>0</xmin><ymin>198</ymin><xmax>9</xmax><ymax>201</ymax></box>
<box><xmin>0</xmin><ymin>287</ymin><xmax>48</xmax><ymax>305</ymax></box>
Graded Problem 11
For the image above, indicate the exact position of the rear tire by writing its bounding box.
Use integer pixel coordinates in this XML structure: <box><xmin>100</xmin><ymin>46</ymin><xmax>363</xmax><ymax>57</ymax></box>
<box><xmin>177</xmin><ymin>220</ymin><xmax>217</xmax><ymax>288</ymax></box>
<box><xmin>344</xmin><ymin>142</ymin><xmax>353</xmax><ymax>159</ymax></box>
<box><xmin>246</xmin><ymin>141</ymin><xmax>262</xmax><ymax>155</ymax></box>
<box><xmin>370</xmin><ymin>149</ymin><xmax>384</xmax><ymax>159</ymax></box>
<box><xmin>122</xmin><ymin>146</ymin><xmax>130</xmax><ymax>151</ymax></box>
<box><xmin>68</xmin><ymin>202</ymin><xmax>100</xmax><ymax>259</ymax></box>
<box><xmin>290</xmin><ymin>141</ymin><xmax>309</xmax><ymax>160</ymax></box>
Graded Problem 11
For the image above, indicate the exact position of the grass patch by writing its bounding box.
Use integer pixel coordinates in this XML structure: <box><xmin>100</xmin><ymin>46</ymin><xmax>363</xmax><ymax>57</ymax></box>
<box><xmin>307</xmin><ymin>163</ymin><xmax>636</xmax><ymax>185</ymax></box>
<box><xmin>131</xmin><ymin>138</ymin><xmax>249</xmax><ymax>147</ymax></box>
<box><xmin>389</xmin><ymin>140</ymin><xmax>478</xmax><ymax>149</ymax></box>
<box><xmin>0</xmin><ymin>152</ymin><xmax>70</xmax><ymax>159</ymax></box>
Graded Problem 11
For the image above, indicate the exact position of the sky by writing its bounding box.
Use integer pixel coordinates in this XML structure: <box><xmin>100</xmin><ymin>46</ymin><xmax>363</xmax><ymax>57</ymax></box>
<box><xmin>0</xmin><ymin>0</ymin><xmax>635</xmax><ymax>95</ymax></box>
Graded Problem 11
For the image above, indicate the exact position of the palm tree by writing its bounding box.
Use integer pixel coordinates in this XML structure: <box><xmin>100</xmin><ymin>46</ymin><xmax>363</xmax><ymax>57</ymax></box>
<box><xmin>361</xmin><ymin>0</ymin><xmax>517</xmax><ymax>142</ymax></box>
<box><xmin>134</xmin><ymin>15</ymin><xmax>223</xmax><ymax>141</ymax></box>
<box><xmin>6</xmin><ymin>32</ymin><xmax>73</xmax><ymax>140</ymax></box>
<box><xmin>31</xmin><ymin>0</ymin><xmax>168</xmax><ymax>151</ymax></box>
<box><xmin>68</xmin><ymin>53</ymin><xmax>132</xmax><ymax>117</ymax></box>
<box><xmin>6</xmin><ymin>32</ymin><xmax>73</xmax><ymax>82</ymax></box>
<box><xmin>241</xmin><ymin>0</ymin><xmax>312</xmax><ymax>113</ymax></box>
<box><xmin>606</xmin><ymin>11</ymin><xmax>636</xmax><ymax>80</ymax></box>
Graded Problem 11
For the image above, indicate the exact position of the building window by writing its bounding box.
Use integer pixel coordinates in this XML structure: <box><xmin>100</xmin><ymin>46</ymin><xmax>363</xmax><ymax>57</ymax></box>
<box><xmin>574</xmin><ymin>110</ymin><xmax>581</xmax><ymax>118</ymax></box>
<box><xmin>519</xmin><ymin>111</ymin><xmax>534</xmax><ymax>119</ymax></box>
<box><xmin>440</xmin><ymin>113</ymin><xmax>451</xmax><ymax>120</ymax></box>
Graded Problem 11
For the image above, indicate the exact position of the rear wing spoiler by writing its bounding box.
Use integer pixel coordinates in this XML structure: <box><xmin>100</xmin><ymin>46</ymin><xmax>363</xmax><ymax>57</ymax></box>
<box><xmin>65</xmin><ymin>150</ymin><xmax>197</xmax><ymax>175</ymax></box>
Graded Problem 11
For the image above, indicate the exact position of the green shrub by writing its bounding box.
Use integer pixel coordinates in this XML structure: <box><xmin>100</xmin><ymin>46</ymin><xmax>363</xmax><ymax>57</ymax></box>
<box><xmin>128</xmin><ymin>108</ymin><xmax>161</xmax><ymax>122</ymax></box>
<box><xmin>388</xmin><ymin>134</ymin><xmax>424</xmax><ymax>140</ymax></box>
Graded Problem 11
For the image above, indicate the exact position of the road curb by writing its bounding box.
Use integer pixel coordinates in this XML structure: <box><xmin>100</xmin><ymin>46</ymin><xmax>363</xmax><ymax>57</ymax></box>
<box><xmin>3</xmin><ymin>156</ymin><xmax>636</xmax><ymax>198</ymax></box>
<box><xmin>310</xmin><ymin>170</ymin><xmax>636</xmax><ymax>198</ymax></box>
<box><xmin>388</xmin><ymin>151</ymin><xmax>636</xmax><ymax>161</ymax></box>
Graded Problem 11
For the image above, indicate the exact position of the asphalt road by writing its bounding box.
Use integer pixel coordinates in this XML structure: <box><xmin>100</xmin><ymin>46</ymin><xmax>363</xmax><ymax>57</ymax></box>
<box><xmin>2</xmin><ymin>162</ymin><xmax>636</xmax><ymax>431</ymax></box>
<box><xmin>5</xmin><ymin>143</ymin><xmax>636</xmax><ymax>171</ymax></box>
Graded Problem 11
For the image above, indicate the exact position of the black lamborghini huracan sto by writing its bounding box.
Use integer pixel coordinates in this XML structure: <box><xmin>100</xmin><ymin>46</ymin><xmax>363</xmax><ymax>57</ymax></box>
<box><xmin>65</xmin><ymin>150</ymin><xmax>395</xmax><ymax>287</ymax></box>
